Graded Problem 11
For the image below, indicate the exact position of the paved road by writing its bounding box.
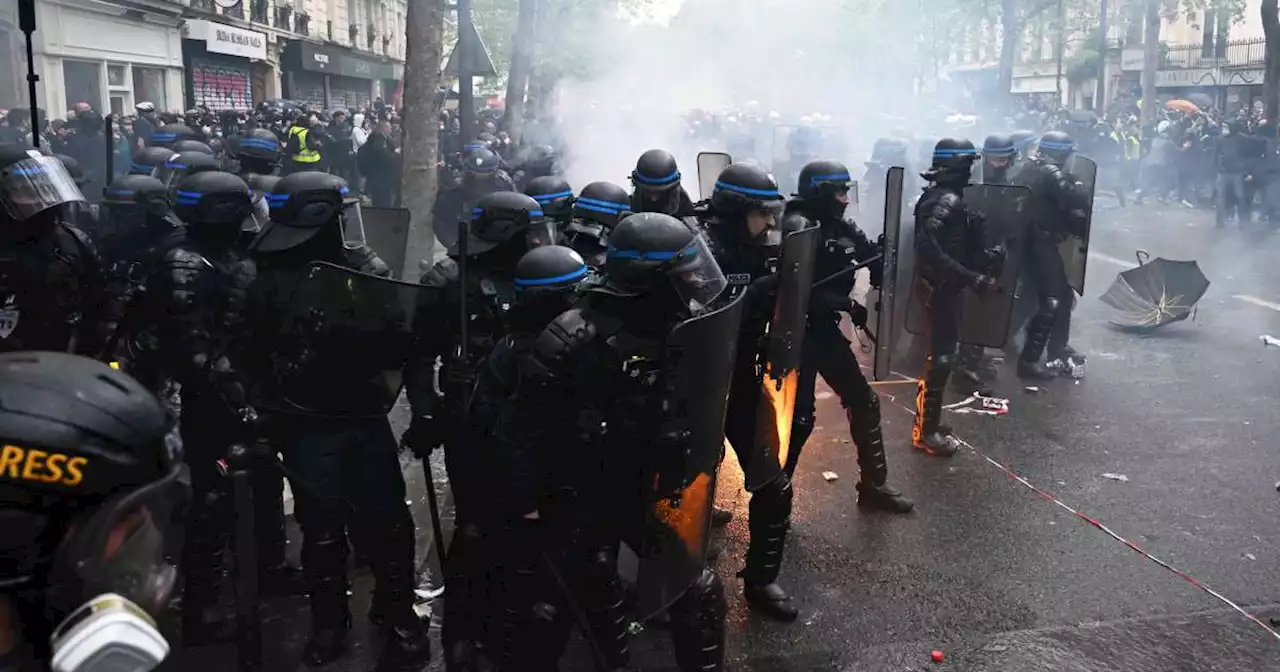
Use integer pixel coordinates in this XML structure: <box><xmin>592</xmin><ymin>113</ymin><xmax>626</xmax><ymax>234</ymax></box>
<box><xmin>167</xmin><ymin>201</ymin><xmax>1280</xmax><ymax>671</ymax></box>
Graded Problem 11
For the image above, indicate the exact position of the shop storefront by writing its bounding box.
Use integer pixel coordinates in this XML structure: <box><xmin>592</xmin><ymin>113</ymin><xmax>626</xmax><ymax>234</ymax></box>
<box><xmin>282</xmin><ymin>41</ymin><xmax>402</xmax><ymax>111</ymax></box>
<box><xmin>182</xmin><ymin>19</ymin><xmax>268</xmax><ymax>112</ymax></box>
<box><xmin>0</xmin><ymin>0</ymin><xmax>184</xmax><ymax>115</ymax></box>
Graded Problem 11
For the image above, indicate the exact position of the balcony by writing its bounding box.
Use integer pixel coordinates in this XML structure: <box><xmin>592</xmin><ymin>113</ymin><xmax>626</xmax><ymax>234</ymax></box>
<box><xmin>221</xmin><ymin>1</ymin><xmax>245</xmax><ymax>20</ymax></box>
<box><xmin>296</xmin><ymin>13</ymin><xmax>311</xmax><ymax>36</ymax></box>
<box><xmin>250</xmin><ymin>0</ymin><xmax>269</xmax><ymax>24</ymax></box>
<box><xmin>1161</xmin><ymin>39</ymin><xmax>1265</xmax><ymax>70</ymax></box>
<box><xmin>326</xmin><ymin>19</ymin><xmax>334</xmax><ymax>42</ymax></box>
<box><xmin>274</xmin><ymin>5</ymin><xmax>292</xmax><ymax>30</ymax></box>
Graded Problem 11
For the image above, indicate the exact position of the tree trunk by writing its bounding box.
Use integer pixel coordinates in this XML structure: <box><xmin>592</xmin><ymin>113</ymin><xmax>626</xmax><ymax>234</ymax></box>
<box><xmin>1140</xmin><ymin>0</ymin><xmax>1159</xmax><ymax>127</ymax></box>
<box><xmin>998</xmin><ymin>0</ymin><xmax>1020</xmax><ymax>105</ymax></box>
<box><xmin>502</xmin><ymin>0</ymin><xmax>538</xmax><ymax>146</ymax></box>
<box><xmin>400</xmin><ymin>0</ymin><xmax>446</xmax><ymax>272</ymax></box>
<box><xmin>1263</xmin><ymin>0</ymin><xmax>1280</xmax><ymax>123</ymax></box>
<box><xmin>1096</xmin><ymin>0</ymin><xmax>1109</xmax><ymax>112</ymax></box>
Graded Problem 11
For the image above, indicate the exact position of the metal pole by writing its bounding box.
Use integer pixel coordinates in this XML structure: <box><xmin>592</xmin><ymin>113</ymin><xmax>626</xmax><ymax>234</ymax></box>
<box><xmin>1096</xmin><ymin>0</ymin><xmax>1109</xmax><ymax>112</ymax></box>
<box><xmin>1055</xmin><ymin>0</ymin><xmax>1066</xmax><ymax>105</ymax></box>
<box><xmin>18</xmin><ymin>0</ymin><xmax>39</xmax><ymax>149</ymax></box>
<box><xmin>1140</xmin><ymin>0</ymin><xmax>1159</xmax><ymax>128</ymax></box>
<box><xmin>456</xmin><ymin>0</ymin><xmax>475</xmax><ymax>142</ymax></box>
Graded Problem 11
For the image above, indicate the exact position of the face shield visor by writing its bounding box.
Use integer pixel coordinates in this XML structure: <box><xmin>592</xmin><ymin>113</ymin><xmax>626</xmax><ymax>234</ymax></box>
<box><xmin>667</xmin><ymin>233</ymin><xmax>728</xmax><ymax>314</ymax></box>
<box><xmin>525</xmin><ymin>215</ymin><xmax>558</xmax><ymax>249</ymax></box>
<box><xmin>243</xmin><ymin>193</ymin><xmax>270</xmax><ymax>234</ymax></box>
<box><xmin>0</xmin><ymin>155</ymin><xmax>86</xmax><ymax>222</ymax></box>
<box><xmin>746</xmin><ymin>199</ymin><xmax>785</xmax><ymax>247</ymax></box>
<box><xmin>339</xmin><ymin>200</ymin><xmax>365</xmax><ymax>250</ymax></box>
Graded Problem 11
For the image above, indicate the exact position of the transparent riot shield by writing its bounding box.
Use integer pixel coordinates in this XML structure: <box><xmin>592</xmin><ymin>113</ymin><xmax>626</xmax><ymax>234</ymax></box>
<box><xmin>750</xmin><ymin>225</ymin><xmax>818</xmax><ymax>491</ymax></box>
<box><xmin>868</xmin><ymin>166</ymin><xmax>904</xmax><ymax>381</ymax></box>
<box><xmin>361</xmin><ymin>206</ymin><xmax>412</xmax><ymax>279</ymax></box>
<box><xmin>635</xmin><ymin>291</ymin><xmax>745</xmax><ymax>620</ymax></box>
<box><xmin>904</xmin><ymin>184</ymin><xmax>1032</xmax><ymax>348</ymax></box>
<box><xmin>696</xmin><ymin>152</ymin><xmax>732</xmax><ymax>202</ymax></box>
<box><xmin>271</xmin><ymin>261</ymin><xmax>432</xmax><ymax>417</ymax></box>
<box><xmin>1062</xmin><ymin>154</ymin><xmax>1096</xmax><ymax>295</ymax></box>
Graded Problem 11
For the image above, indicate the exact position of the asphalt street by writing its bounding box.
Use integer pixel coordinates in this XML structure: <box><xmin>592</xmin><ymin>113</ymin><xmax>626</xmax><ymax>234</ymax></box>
<box><xmin>166</xmin><ymin>199</ymin><xmax>1280</xmax><ymax>671</ymax></box>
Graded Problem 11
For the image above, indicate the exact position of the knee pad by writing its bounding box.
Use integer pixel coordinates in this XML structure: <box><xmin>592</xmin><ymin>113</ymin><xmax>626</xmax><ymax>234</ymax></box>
<box><xmin>1038</xmin><ymin>296</ymin><xmax>1060</xmax><ymax>318</ymax></box>
<box><xmin>752</xmin><ymin>473</ymin><xmax>794</xmax><ymax>517</ymax></box>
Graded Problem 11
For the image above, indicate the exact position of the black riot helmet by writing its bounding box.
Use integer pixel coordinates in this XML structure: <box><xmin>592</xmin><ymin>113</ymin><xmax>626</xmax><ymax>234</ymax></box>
<box><xmin>254</xmin><ymin>171</ymin><xmax>363</xmax><ymax>253</ymax></box>
<box><xmin>924</xmin><ymin>138</ymin><xmax>977</xmax><ymax>185</ymax></box>
<box><xmin>170</xmin><ymin>139</ymin><xmax>214</xmax><ymax>155</ymax></box>
<box><xmin>595</xmin><ymin>212</ymin><xmax>727</xmax><ymax>315</ymax></box>
<box><xmin>631</xmin><ymin>149</ymin><xmax>682</xmax><ymax>193</ymax></box>
<box><xmin>229</xmin><ymin>128</ymin><xmax>281</xmax><ymax>175</ymax></box>
<box><xmin>147</xmin><ymin>123</ymin><xmax>200</xmax><ymax>149</ymax></box>
<box><xmin>130</xmin><ymin>147</ymin><xmax>176</xmax><ymax>176</ymax></box>
<box><xmin>709</xmin><ymin>162</ymin><xmax>785</xmax><ymax>246</ymax></box>
<box><xmin>982</xmin><ymin>133</ymin><xmax>1016</xmax><ymax>174</ymax></box>
<box><xmin>467</xmin><ymin>191</ymin><xmax>555</xmax><ymax>255</ymax></box>
<box><xmin>0</xmin><ymin>143</ymin><xmax>86</xmax><ymax>225</ymax></box>
<box><xmin>101</xmin><ymin>175</ymin><xmax>173</xmax><ymax>240</ymax></box>
<box><xmin>1037</xmin><ymin>130</ymin><xmax>1075</xmax><ymax>165</ymax></box>
<box><xmin>1010</xmin><ymin>130</ymin><xmax>1037</xmax><ymax>158</ymax></box>
<box><xmin>171</xmin><ymin>171</ymin><xmax>252</xmax><ymax>246</ymax></box>
<box><xmin>572</xmin><ymin>181</ymin><xmax>632</xmax><ymax>229</ymax></box>
<box><xmin>463</xmin><ymin>146</ymin><xmax>501</xmax><ymax>176</ymax></box>
<box><xmin>155</xmin><ymin>151</ymin><xmax>222</xmax><ymax>194</ymax></box>
<box><xmin>509</xmin><ymin>245</ymin><xmax>590</xmax><ymax>333</ymax></box>
<box><xmin>797</xmin><ymin>159</ymin><xmax>855</xmax><ymax>220</ymax></box>
<box><xmin>0</xmin><ymin>352</ymin><xmax>185</xmax><ymax>664</ymax></box>
<box><xmin>524</xmin><ymin>175</ymin><xmax>574</xmax><ymax>222</ymax></box>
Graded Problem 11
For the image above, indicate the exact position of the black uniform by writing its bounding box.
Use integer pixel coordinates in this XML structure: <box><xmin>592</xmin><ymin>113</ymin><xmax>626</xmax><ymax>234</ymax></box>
<box><xmin>127</xmin><ymin>171</ymin><xmax>259</xmax><ymax>640</ymax></box>
<box><xmin>432</xmin><ymin>146</ymin><xmax>518</xmax><ymax>250</ymax></box>
<box><xmin>1014</xmin><ymin>131</ymin><xmax>1090</xmax><ymax>378</ymax></box>
<box><xmin>699</xmin><ymin>162</ymin><xmax>801</xmax><ymax>621</ymax></box>
<box><xmin>508</xmin><ymin>212</ymin><xmax>734</xmax><ymax>672</ymax></box>
<box><xmin>0</xmin><ymin>145</ymin><xmax>115</xmax><ymax>359</ymax></box>
<box><xmin>782</xmin><ymin>159</ymin><xmax>913</xmax><ymax>512</ymax></box>
<box><xmin>630</xmin><ymin>148</ymin><xmax>696</xmax><ymax>217</ymax></box>
<box><xmin>402</xmin><ymin>191</ymin><xmax>552</xmax><ymax>670</ymax></box>
<box><xmin>246</xmin><ymin>171</ymin><xmax>429</xmax><ymax>669</ymax></box>
<box><xmin>911</xmin><ymin>139</ymin><xmax>997</xmax><ymax>456</ymax></box>
<box><xmin>565</xmin><ymin>181</ymin><xmax>631</xmax><ymax>268</ymax></box>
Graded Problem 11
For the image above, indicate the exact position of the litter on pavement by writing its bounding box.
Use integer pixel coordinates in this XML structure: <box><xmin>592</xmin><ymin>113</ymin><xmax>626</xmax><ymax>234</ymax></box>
<box><xmin>1101</xmin><ymin>473</ymin><xmax>1130</xmax><ymax>483</ymax></box>
<box><xmin>821</xmin><ymin>471</ymin><xmax>839</xmax><ymax>482</ymax></box>
<box><xmin>944</xmin><ymin>393</ymin><xmax>1010</xmax><ymax>416</ymax></box>
<box><xmin>1262</xmin><ymin>335</ymin><xmax>1280</xmax><ymax>348</ymax></box>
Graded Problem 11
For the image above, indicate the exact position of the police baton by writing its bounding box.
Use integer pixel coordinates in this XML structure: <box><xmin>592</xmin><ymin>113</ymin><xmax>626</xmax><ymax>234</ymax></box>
<box><xmin>812</xmin><ymin>253</ymin><xmax>882</xmax><ymax>289</ymax></box>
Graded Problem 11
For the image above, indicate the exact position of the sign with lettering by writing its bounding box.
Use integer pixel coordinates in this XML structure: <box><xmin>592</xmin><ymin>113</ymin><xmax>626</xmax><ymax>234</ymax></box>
<box><xmin>1156</xmin><ymin>68</ymin><xmax>1219</xmax><ymax>88</ymax></box>
<box><xmin>185</xmin><ymin>19</ymin><xmax>268</xmax><ymax>60</ymax></box>
<box><xmin>295</xmin><ymin>41</ymin><xmax>402</xmax><ymax>80</ymax></box>
<box><xmin>1121</xmin><ymin>49</ymin><xmax>1145</xmax><ymax>72</ymax></box>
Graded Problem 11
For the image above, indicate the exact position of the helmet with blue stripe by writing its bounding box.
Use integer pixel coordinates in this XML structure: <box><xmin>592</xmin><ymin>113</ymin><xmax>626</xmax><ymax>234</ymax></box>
<box><xmin>711</xmin><ymin>162</ymin><xmax>784</xmax><ymax>215</ymax></box>
<box><xmin>171</xmin><ymin>171</ymin><xmax>251</xmax><ymax>243</ymax></box>
<box><xmin>524</xmin><ymin>175</ymin><xmax>574</xmax><ymax>221</ymax></box>
<box><xmin>596</xmin><ymin>212</ymin><xmax>728</xmax><ymax>314</ymax></box>
<box><xmin>925</xmin><ymin>137</ymin><xmax>977</xmax><ymax>184</ymax></box>
<box><xmin>1036</xmin><ymin>130</ymin><xmax>1075</xmax><ymax>165</ymax></box>
<box><xmin>573</xmin><ymin>181</ymin><xmax>632</xmax><ymax>228</ymax></box>
<box><xmin>631</xmin><ymin>149</ymin><xmax>682</xmax><ymax>193</ymax></box>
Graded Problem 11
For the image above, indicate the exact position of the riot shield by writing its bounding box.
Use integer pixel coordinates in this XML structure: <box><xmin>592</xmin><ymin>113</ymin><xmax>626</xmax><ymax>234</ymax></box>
<box><xmin>696</xmin><ymin>151</ymin><xmax>732</xmax><ymax>201</ymax></box>
<box><xmin>635</xmin><ymin>292</ymin><xmax>745</xmax><ymax>620</ymax></box>
<box><xmin>1061</xmin><ymin>154</ymin><xmax>1096</xmax><ymax>295</ymax></box>
<box><xmin>361</xmin><ymin>206</ymin><xmax>412</xmax><ymax>279</ymax></box>
<box><xmin>750</xmin><ymin>225</ymin><xmax>818</xmax><ymax>491</ymax></box>
<box><xmin>868</xmin><ymin>166</ymin><xmax>905</xmax><ymax>381</ymax></box>
<box><xmin>272</xmin><ymin>261</ymin><xmax>432</xmax><ymax>417</ymax></box>
<box><xmin>904</xmin><ymin>184</ymin><xmax>1032</xmax><ymax>348</ymax></box>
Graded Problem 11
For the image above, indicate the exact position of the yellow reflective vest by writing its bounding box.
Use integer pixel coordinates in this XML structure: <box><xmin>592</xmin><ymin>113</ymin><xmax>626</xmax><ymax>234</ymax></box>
<box><xmin>288</xmin><ymin>125</ymin><xmax>320</xmax><ymax>164</ymax></box>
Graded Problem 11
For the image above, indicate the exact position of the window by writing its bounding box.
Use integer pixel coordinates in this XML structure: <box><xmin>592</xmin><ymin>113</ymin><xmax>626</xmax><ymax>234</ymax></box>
<box><xmin>109</xmin><ymin>94</ymin><xmax>125</xmax><ymax>116</ymax></box>
<box><xmin>107</xmin><ymin>63</ymin><xmax>127</xmax><ymax>87</ymax></box>
<box><xmin>132</xmin><ymin>67</ymin><xmax>166</xmax><ymax>109</ymax></box>
<box><xmin>63</xmin><ymin>60</ymin><xmax>102</xmax><ymax>113</ymax></box>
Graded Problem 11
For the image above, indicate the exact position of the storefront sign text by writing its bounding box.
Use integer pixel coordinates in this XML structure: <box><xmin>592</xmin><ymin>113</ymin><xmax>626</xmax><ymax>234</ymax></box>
<box><xmin>185</xmin><ymin>19</ymin><xmax>267</xmax><ymax>60</ymax></box>
<box><xmin>1155</xmin><ymin>68</ymin><xmax>1218</xmax><ymax>88</ymax></box>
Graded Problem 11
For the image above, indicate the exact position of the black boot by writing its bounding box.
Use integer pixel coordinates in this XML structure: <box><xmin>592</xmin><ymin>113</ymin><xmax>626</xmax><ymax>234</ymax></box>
<box><xmin>739</xmin><ymin>476</ymin><xmax>798</xmax><ymax>621</ymax></box>
<box><xmin>847</xmin><ymin>399</ymin><xmax>915</xmax><ymax>511</ymax></box>
<box><xmin>368</xmin><ymin>517</ymin><xmax>431</xmax><ymax>669</ymax></box>
<box><xmin>670</xmin><ymin>569</ymin><xmax>727</xmax><ymax>672</ymax></box>
<box><xmin>1019</xmin><ymin>309</ymin><xmax>1057</xmax><ymax>380</ymax></box>
<box><xmin>580</xmin><ymin>544</ymin><xmax>632</xmax><ymax>669</ymax></box>
<box><xmin>181</xmin><ymin>482</ymin><xmax>234</xmax><ymax>645</ymax></box>
<box><xmin>912</xmin><ymin>355</ymin><xmax>959</xmax><ymax>457</ymax></box>
<box><xmin>302</xmin><ymin>532</ymin><xmax>352</xmax><ymax>666</ymax></box>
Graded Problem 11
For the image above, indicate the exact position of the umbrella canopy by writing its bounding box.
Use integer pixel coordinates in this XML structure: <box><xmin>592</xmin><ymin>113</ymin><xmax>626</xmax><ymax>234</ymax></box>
<box><xmin>1187</xmin><ymin>93</ymin><xmax>1215</xmax><ymax>110</ymax></box>
<box><xmin>1100</xmin><ymin>251</ymin><xmax>1210</xmax><ymax>330</ymax></box>
<box><xmin>1165</xmin><ymin>99</ymin><xmax>1199</xmax><ymax>115</ymax></box>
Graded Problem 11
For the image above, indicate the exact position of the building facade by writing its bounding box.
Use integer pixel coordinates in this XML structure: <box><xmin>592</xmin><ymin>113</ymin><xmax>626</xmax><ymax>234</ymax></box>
<box><xmin>0</xmin><ymin>0</ymin><xmax>406</xmax><ymax>118</ymax></box>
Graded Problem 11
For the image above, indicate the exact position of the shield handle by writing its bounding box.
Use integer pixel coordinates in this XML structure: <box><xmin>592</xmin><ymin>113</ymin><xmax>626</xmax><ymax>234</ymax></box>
<box><xmin>1135</xmin><ymin>249</ymin><xmax>1150</xmax><ymax>267</ymax></box>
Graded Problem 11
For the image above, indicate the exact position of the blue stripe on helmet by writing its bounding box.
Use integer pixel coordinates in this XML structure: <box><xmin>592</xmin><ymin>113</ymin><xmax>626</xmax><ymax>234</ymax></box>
<box><xmin>633</xmin><ymin>169</ymin><xmax>680</xmax><ymax>186</ymax></box>
<box><xmin>10</xmin><ymin>165</ymin><xmax>49</xmax><ymax>176</ymax></box>
<box><xmin>1038</xmin><ymin>140</ymin><xmax>1075</xmax><ymax>151</ymax></box>
<box><xmin>163</xmin><ymin>162</ymin><xmax>188</xmax><ymax>169</ymax></box>
<box><xmin>530</xmin><ymin>210</ymin><xmax>544</xmax><ymax>217</ymax></box>
<box><xmin>129</xmin><ymin>163</ymin><xmax>154</xmax><ymax>174</ymax></box>
<box><xmin>714</xmin><ymin>180</ymin><xmax>780</xmax><ymax>198</ymax></box>
<box><xmin>175</xmin><ymin>190</ymin><xmax>204</xmax><ymax>199</ymax></box>
<box><xmin>175</xmin><ymin>199</ymin><xmax>201</xmax><ymax>206</ymax></box>
<box><xmin>933</xmin><ymin>148</ymin><xmax>977</xmax><ymax>157</ymax></box>
<box><xmin>575</xmin><ymin>202</ymin><xmax>625</xmax><ymax>216</ymax></box>
<box><xmin>532</xmin><ymin>190</ymin><xmax>573</xmax><ymax>202</ymax></box>
<box><xmin>807</xmin><ymin>172</ymin><xmax>852</xmax><ymax>187</ymax></box>
<box><xmin>468</xmin><ymin>164</ymin><xmax>497</xmax><ymax>174</ymax></box>
<box><xmin>340</xmin><ymin>187</ymin><xmax>350</xmax><ymax>196</ymax></box>
<box><xmin>152</xmin><ymin>132</ymin><xmax>176</xmax><ymax>142</ymax></box>
<box><xmin>985</xmin><ymin>146</ymin><xmax>1017</xmax><ymax>157</ymax></box>
<box><xmin>106</xmin><ymin>188</ymin><xmax>136</xmax><ymax>198</ymax></box>
<box><xmin>239</xmin><ymin>138</ymin><xmax>278</xmax><ymax>150</ymax></box>
<box><xmin>514</xmin><ymin>265</ymin><xmax>588</xmax><ymax>288</ymax></box>
<box><xmin>607</xmin><ymin>243</ymin><xmax>697</xmax><ymax>261</ymax></box>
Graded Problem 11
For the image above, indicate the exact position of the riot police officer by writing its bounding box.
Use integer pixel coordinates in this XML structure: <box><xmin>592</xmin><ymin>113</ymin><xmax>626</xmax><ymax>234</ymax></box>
<box><xmin>226</xmin><ymin>127</ymin><xmax>282</xmax><ymax>178</ymax></box>
<box><xmin>154</xmin><ymin>151</ymin><xmax>222</xmax><ymax>194</ymax></box>
<box><xmin>0</xmin><ymin>351</ymin><xmax>186</xmax><ymax>672</ymax></box>
<box><xmin>699</xmin><ymin>162</ymin><xmax>803</xmax><ymax>620</ymax></box>
<box><xmin>248</xmin><ymin>171</ymin><xmax>430</xmax><ymax>668</ymax></box>
<box><xmin>911</xmin><ymin>139</ymin><xmax>1000</xmax><ymax>456</ymax></box>
<box><xmin>0</xmin><ymin>144</ymin><xmax>114</xmax><ymax>358</ymax></box>
<box><xmin>1010</xmin><ymin>129</ymin><xmax>1038</xmax><ymax>169</ymax></box>
<box><xmin>127</xmin><ymin>170</ymin><xmax>259</xmax><ymax>640</ymax></box>
<box><xmin>1015</xmin><ymin>130</ymin><xmax>1090</xmax><ymax>379</ymax></box>
<box><xmin>432</xmin><ymin>146</ymin><xmax>518</xmax><ymax>250</ymax></box>
<box><xmin>147</xmin><ymin>122</ymin><xmax>201</xmax><ymax>149</ymax></box>
<box><xmin>630</xmin><ymin>148</ymin><xmax>696</xmax><ymax>217</ymax></box>
<box><xmin>524</xmin><ymin>175</ymin><xmax>575</xmax><ymax>231</ymax></box>
<box><xmin>511</xmin><ymin>211</ymin><xmax>735</xmax><ymax>672</ymax></box>
<box><xmin>403</xmin><ymin>190</ymin><xmax>552</xmax><ymax>670</ymax></box>
<box><xmin>130</xmin><ymin>146</ymin><xmax>177</xmax><ymax>176</ymax></box>
<box><xmin>565</xmin><ymin>180</ymin><xmax>631</xmax><ymax>267</ymax></box>
<box><xmin>171</xmin><ymin>138</ymin><xmax>215</xmax><ymax>155</ymax></box>
<box><xmin>782</xmin><ymin>159</ymin><xmax>913</xmax><ymax>512</ymax></box>
<box><xmin>980</xmin><ymin>134</ymin><xmax>1017</xmax><ymax>184</ymax></box>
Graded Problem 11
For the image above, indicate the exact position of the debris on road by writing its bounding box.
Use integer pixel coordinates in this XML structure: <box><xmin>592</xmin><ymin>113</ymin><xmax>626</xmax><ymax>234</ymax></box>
<box><xmin>1245</xmin><ymin>553</ymin><xmax>1257</xmax><ymax>561</ymax></box>
<box><xmin>821</xmin><ymin>471</ymin><xmax>839</xmax><ymax>482</ymax></box>
<box><xmin>1024</xmin><ymin>386</ymin><xmax>1041</xmax><ymax>394</ymax></box>
<box><xmin>944</xmin><ymin>393</ymin><xmax>1009</xmax><ymax>415</ymax></box>
<box><xmin>1262</xmin><ymin>335</ymin><xmax>1280</xmax><ymax>348</ymax></box>
<box><xmin>931</xmin><ymin>650</ymin><xmax>945</xmax><ymax>663</ymax></box>
<box><xmin>1101</xmin><ymin>473</ymin><xmax>1130</xmax><ymax>483</ymax></box>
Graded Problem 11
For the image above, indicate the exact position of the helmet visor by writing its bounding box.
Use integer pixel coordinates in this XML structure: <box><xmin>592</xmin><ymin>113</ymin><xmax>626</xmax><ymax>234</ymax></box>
<box><xmin>0</xmin><ymin>156</ymin><xmax>86</xmax><ymax>221</ymax></box>
<box><xmin>341</xmin><ymin>200</ymin><xmax>366</xmax><ymax>249</ymax></box>
<box><xmin>669</xmin><ymin>233</ymin><xmax>727</xmax><ymax>314</ymax></box>
<box><xmin>243</xmin><ymin>193</ymin><xmax>269</xmax><ymax>234</ymax></box>
<box><xmin>525</xmin><ymin>217</ymin><xmax>559</xmax><ymax>249</ymax></box>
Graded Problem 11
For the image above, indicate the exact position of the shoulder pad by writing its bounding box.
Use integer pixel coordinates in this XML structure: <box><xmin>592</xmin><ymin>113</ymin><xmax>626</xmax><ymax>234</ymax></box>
<box><xmin>927</xmin><ymin>191</ymin><xmax>960</xmax><ymax>222</ymax></box>
<box><xmin>781</xmin><ymin>210</ymin><xmax>812</xmax><ymax>234</ymax></box>
<box><xmin>523</xmin><ymin>308</ymin><xmax>598</xmax><ymax>382</ymax></box>
<box><xmin>420</xmin><ymin>257</ymin><xmax>459</xmax><ymax>288</ymax></box>
<box><xmin>161</xmin><ymin>247</ymin><xmax>213</xmax><ymax>271</ymax></box>
<box><xmin>60</xmin><ymin>223</ymin><xmax>96</xmax><ymax>254</ymax></box>
<box><xmin>344</xmin><ymin>245</ymin><xmax>391</xmax><ymax>277</ymax></box>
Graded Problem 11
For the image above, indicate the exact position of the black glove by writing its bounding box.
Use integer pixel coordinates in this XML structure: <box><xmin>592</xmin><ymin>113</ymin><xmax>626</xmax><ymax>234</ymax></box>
<box><xmin>402</xmin><ymin>415</ymin><xmax>446</xmax><ymax>459</ymax></box>
<box><xmin>848</xmin><ymin>301</ymin><xmax>868</xmax><ymax>329</ymax></box>
<box><xmin>971</xmin><ymin>274</ymin><xmax>997</xmax><ymax>295</ymax></box>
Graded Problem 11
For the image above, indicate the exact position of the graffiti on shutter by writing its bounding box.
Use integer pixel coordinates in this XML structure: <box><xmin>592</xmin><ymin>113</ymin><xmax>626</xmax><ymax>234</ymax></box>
<box><xmin>191</xmin><ymin>59</ymin><xmax>252</xmax><ymax>111</ymax></box>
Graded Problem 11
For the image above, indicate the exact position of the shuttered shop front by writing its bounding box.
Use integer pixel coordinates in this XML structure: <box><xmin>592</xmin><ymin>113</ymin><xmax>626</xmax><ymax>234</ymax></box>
<box><xmin>189</xmin><ymin>57</ymin><xmax>251</xmax><ymax>110</ymax></box>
